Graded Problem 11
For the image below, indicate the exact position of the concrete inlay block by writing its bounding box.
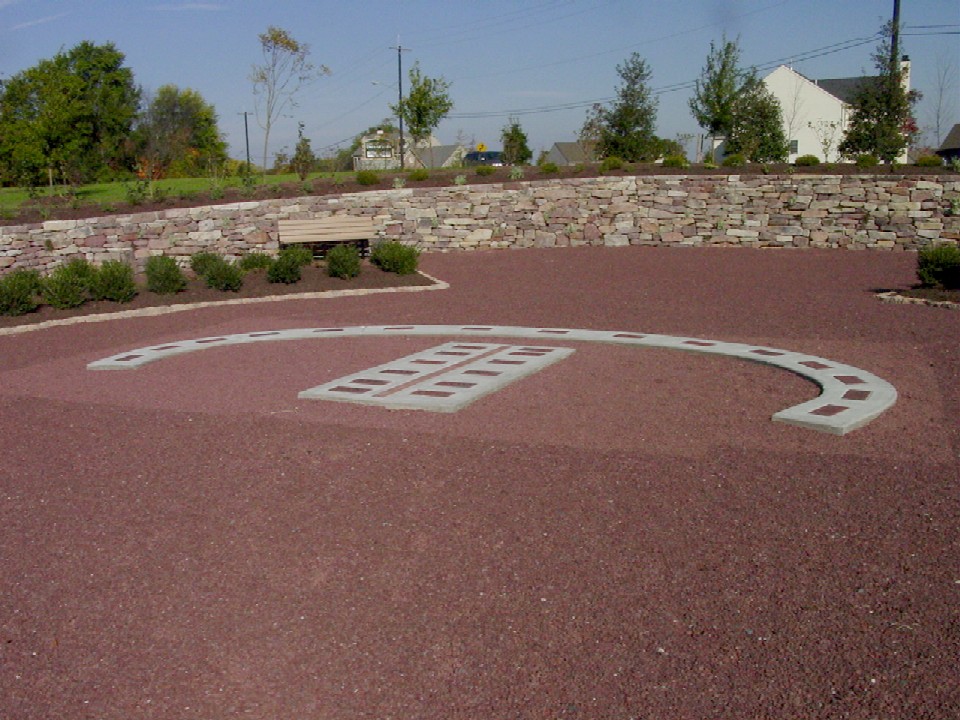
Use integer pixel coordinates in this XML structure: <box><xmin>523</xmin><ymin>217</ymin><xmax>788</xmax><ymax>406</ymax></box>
<box><xmin>299</xmin><ymin>342</ymin><xmax>574</xmax><ymax>412</ymax></box>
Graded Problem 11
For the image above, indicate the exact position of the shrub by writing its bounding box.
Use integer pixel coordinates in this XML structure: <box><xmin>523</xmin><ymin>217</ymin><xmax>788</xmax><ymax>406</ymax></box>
<box><xmin>202</xmin><ymin>257</ymin><xmax>244</xmax><ymax>291</ymax></box>
<box><xmin>917</xmin><ymin>244</ymin><xmax>960</xmax><ymax>289</ymax></box>
<box><xmin>393</xmin><ymin>176</ymin><xmax>407</xmax><ymax>189</ymax></box>
<box><xmin>42</xmin><ymin>264</ymin><xmax>89</xmax><ymax>309</ymax></box>
<box><xmin>60</xmin><ymin>258</ymin><xmax>97</xmax><ymax>290</ymax></box>
<box><xmin>855</xmin><ymin>154</ymin><xmax>879</xmax><ymax>168</ymax></box>
<box><xmin>475</xmin><ymin>165</ymin><xmax>496</xmax><ymax>176</ymax></box>
<box><xmin>190</xmin><ymin>251</ymin><xmax>222</xmax><ymax>278</ymax></box>
<box><xmin>599</xmin><ymin>156</ymin><xmax>624</xmax><ymax>173</ymax></box>
<box><xmin>408</xmin><ymin>169</ymin><xmax>430</xmax><ymax>182</ymax></box>
<box><xmin>145</xmin><ymin>255</ymin><xmax>187</xmax><ymax>294</ymax></box>
<box><xmin>916</xmin><ymin>154</ymin><xmax>943</xmax><ymax>168</ymax></box>
<box><xmin>355</xmin><ymin>170</ymin><xmax>380</xmax><ymax>186</ymax></box>
<box><xmin>278</xmin><ymin>244</ymin><xmax>314</xmax><ymax>267</ymax></box>
<box><xmin>370</xmin><ymin>241</ymin><xmax>420</xmax><ymax>275</ymax></box>
<box><xmin>721</xmin><ymin>153</ymin><xmax>746</xmax><ymax>167</ymax></box>
<box><xmin>326</xmin><ymin>243</ymin><xmax>361</xmax><ymax>279</ymax></box>
<box><xmin>795</xmin><ymin>154</ymin><xmax>821</xmax><ymax>167</ymax></box>
<box><xmin>662</xmin><ymin>154</ymin><xmax>689</xmax><ymax>168</ymax></box>
<box><xmin>266</xmin><ymin>254</ymin><xmax>302</xmax><ymax>284</ymax></box>
<box><xmin>0</xmin><ymin>269</ymin><xmax>42</xmax><ymax>316</ymax></box>
<box><xmin>238</xmin><ymin>252</ymin><xmax>274</xmax><ymax>272</ymax></box>
<box><xmin>453</xmin><ymin>174</ymin><xmax>468</xmax><ymax>186</ymax></box>
<box><xmin>509</xmin><ymin>166</ymin><xmax>524</xmax><ymax>180</ymax></box>
<box><xmin>89</xmin><ymin>260</ymin><xmax>137</xmax><ymax>303</ymax></box>
<box><xmin>537</xmin><ymin>162</ymin><xmax>559</xmax><ymax>175</ymax></box>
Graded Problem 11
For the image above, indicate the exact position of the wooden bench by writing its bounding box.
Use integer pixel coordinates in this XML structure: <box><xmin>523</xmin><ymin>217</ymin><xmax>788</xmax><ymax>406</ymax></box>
<box><xmin>278</xmin><ymin>216</ymin><xmax>379</xmax><ymax>257</ymax></box>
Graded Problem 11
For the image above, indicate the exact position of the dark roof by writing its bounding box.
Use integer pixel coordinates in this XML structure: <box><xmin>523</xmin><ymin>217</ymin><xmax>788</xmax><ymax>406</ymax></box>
<box><xmin>550</xmin><ymin>142</ymin><xmax>596</xmax><ymax>163</ymax></box>
<box><xmin>936</xmin><ymin>124</ymin><xmax>960</xmax><ymax>154</ymax></box>
<box><xmin>815</xmin><ymin>76</ymin><xmax>875</xmax><ymax>104</ymax></box>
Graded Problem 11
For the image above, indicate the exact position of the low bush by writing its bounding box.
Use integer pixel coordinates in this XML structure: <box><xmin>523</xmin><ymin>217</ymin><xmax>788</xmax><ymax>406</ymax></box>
<box><xmin>855</xmin><ymin>154</ymin><xmax>879</xmax><ymax>168</ymax></box>
<box><xmin>795</xmin><ymin>154</ymin><xmax>821</xmax><ymax>167</ymax></box>
<box><xmin>538</xmin><ymin>162</ymin><xmax>560</xmax><ymax>175</ymax></box>
<box><xmin>370</xmin><ymin>241</ymin><xmax>419</xmax><ymax>275</ymax></box>
<box><xmin>201</xmin><ymin>257</ymin><xmax>243</xmax><ymax>292</ymax></box>
<box><xmin>266</xmin><ymin>254</ymin><xmax>302</xmax><ymax>284</ymax></box>
<box><xmin>326</xmin><ymin>243</ymin><xmax>361</xmax><ymax>279</ymax></box>
<box><xmin>721</xmin><ymin>153</ymin><xmax>745</xmax><ymax>167</ymax></box>
<box><xmin>145</xmin><ymin>255</ymin><xmax>187</xmax><ymax>294</ymax></box>
<box><xmin>42</xmin><ymin>263</ymin><xmax>89</xmax><ymax>309</ymax></box>
<box><xmin>408</xmin><ymin>169</ymin><xmax>430</xmax><ymax>182</ymax></box>
<box><xmin>916</xmin><ymin>154</ymin><xmax>943</xmax><ymax>168</ymax></box>
<box><xmin>662</xmin><ymin>154</ymin><xmax>688</xmax><ymax>168</ymax></box>
<box><xmin>475</xmin><ymin>165</ymin><xmax>496</xmax><ymax>176</ymax></box>
<box><xmin>599</xmin><ymin>156</ymin><xmax>624</xmax><ymax>173</ymax></box>
<box><xmin>509</xmin><ymin>166</ymin><xmax>524</xmax><ymax>180</ymax></box>
<box><xmin>0</xmin><ymin>269</ymin><xmax>42</xmax><ymax>316</ymax></box>
<box><xmin>278</xmin><ymin>244</ymin><xmax>314</xmax><ymax>267</ymax></box>
<box><xmin>355</xmin><ymin>170</ymin><xmax>380</xmax><ymax>186</ymax></box>
<box><xmin>238</xmin><ymin>252</ymin><xmax>274</xmax><ymax>272</ymax></box>
<box><xmin>89</xmin><ymin>260</ymin><xmax>137</xmax><ymax>303</ymax></box>
<box><xmin>189</xmin><ymin>251</ymin><xmax>222</xmax><ymax>278</ymax></box>
<box><xmin>917</xmin><ymin>244</ymin><xmax>960</xmax><ymax>289</ymax></box>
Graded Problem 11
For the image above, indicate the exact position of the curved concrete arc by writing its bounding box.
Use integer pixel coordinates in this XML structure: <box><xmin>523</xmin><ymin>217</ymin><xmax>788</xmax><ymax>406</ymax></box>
<box><xmin>87</xmin><ymin>324</ymin><xmax>897</xmax><ymax>435</ymax></box>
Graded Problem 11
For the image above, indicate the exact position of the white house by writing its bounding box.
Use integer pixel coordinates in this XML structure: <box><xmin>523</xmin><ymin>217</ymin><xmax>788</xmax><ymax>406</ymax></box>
<box><xmin>352</xmin><ymin>130</ymin><xmax>465</xmax><ymax>171</ymax></box>
<box><xmin>762</xmin><ymin>58</ymin><xmax>912</xmax><ymax>163</ymax></box>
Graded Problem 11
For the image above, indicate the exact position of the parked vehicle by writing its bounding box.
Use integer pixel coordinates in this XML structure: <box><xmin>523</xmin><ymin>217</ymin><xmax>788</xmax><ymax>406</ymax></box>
<box><xmin>464</xmin><ymin>151</ymin><xmax>504</xmax><ymax>167</ymax></box>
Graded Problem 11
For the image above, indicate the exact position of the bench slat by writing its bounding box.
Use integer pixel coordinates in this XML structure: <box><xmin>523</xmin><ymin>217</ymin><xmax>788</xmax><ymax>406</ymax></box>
<box><xmin>279</xmin><ymin>217</ymin><xmax>379</xmax><ymax>244</ymax></box>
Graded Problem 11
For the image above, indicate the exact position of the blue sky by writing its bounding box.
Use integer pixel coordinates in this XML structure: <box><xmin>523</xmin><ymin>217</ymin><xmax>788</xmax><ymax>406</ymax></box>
<box><xmin>1</xmin><ymin>0</ymin><xmax>957</xmax><ymax>165</ymax></box>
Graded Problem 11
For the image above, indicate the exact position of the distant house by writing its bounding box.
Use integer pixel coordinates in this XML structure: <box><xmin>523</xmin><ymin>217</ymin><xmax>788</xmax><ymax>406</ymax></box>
<box><xmin>352</xmin><ymin>130</ymin><xmax>465</xmax><ymax>171</ymax></box>
<box><xmin>935</xmin><ymin>124</ymin><xmax>960</xmax><ymax>164</ymax></box>
<box><xmin>761</xmin><ymin>58</ymin><xmax>912</xmax><ymax>163</ymax></box>
<box><xmin>544</xmin><ymin>141</ymin><xmax>597</xmax><ymax>166</ymax></box>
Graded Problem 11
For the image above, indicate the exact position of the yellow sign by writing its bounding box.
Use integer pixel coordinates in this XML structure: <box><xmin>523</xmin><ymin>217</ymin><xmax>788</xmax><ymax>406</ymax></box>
<box><xmin>476</xmin><ymin>143</ymin><xmax>487</xmax><ymax>152</ymax></box>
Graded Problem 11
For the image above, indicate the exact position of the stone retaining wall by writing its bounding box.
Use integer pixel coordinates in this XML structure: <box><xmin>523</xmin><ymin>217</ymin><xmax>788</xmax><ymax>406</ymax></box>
<box><xmin>2</xmin><ymin>174</ymin><xmax>958</xmax><ymax>274</ymax></box>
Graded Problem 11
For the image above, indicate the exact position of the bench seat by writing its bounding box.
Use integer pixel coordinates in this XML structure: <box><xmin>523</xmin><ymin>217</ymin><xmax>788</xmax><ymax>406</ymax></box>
<box><xmin>278</xmin><ymin>216</ymin><xmax>379</xmax><ymax>256</ymax></box>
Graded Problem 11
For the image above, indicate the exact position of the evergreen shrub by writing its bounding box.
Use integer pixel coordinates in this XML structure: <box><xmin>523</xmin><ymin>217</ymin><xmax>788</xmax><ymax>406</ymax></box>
<box><xmin>279</xmin><ymin>244</ymin><xmax>314</xmax><ymax>267</ymax></box>
<box><xmin>599</xmin><ymin>156</ymin><xmax>624</xmax><ymax>173</ymax></box>
<box><xmin>355</xmin><ymin>170</ymin><xmax>380</xmax><ymax>186</ymax></box>
<box><xmin>370</xmin><ymin>241</ymin><xmax>419</xmax><ymax>275</ymax></box>
<box><xmin>89</xmin><ymin>260</ymin><xmax>137</xmax><ymax>303</ymax></box>
<box><xmin>538</xmin><ymin>162</ymin><xmax>560</xmax><ymax>175</ymax></box>
<box><xmin>916</xmin><ymin>155</ymin><xmax>943</xmax><ymax>168</ymax></box>
<box><xmin>408</xmin><ymin>169</ymin><xmax>430</xmax><ymax>181</ymax></box>
<box><xmin>190</xmin><ymin>252</ymin><xmax>222</xmax><ymax>278</ymax></box>
<box><xmin>145</xmin><ymin>255</ymin><xmax>187</xmax><ymax>294</ymax></box>
<box><xmin>662</xmin><ymin>154</ymin><xmax>689</xmax><ymax>168</ymax></box>
<box><xmin>855</xmin><ymin>154</ymin><xmax>879</xmax><ymax>168</ymax></box>
<box><xmin>238</xmin><ymin>252</ymin><xmax>274</xmax><ymax>272</ymax></box>
<box><xmin>326</xmin><ymin>244</ymin><xmax>361</xmax><ymax>279</ymax></box>
<box><xmin>917</xmin><ymin>244</ymin><xmax>960</xmax><ymax>289</ymax></box>
<box><xmin>721</xmin><ymin>153</ymin><xmax>746</xmax><ymax>167</ymax></box>
<box><xmin>0</xmin><ymin>269</ymin><xmax>42</xmax><ymax>316</ymax></box>
<box><xmin>267</xmin><ymin>255</ymin><xmax>302</xmax><ymax>284</ymax></box>
<box><xmin>202</xmin><ymin>257</ymin><xmax>243</xmax><ymax>291</ymax></box>
<box><xmin>475</xmin><ymin>165</ymin><xmax>496</xmax><ymax>176</ymax></box>
<box><xmin>795</xmin><ymin>154</ymin><xmax>821</xmax><ymax>166</ymax></box>
<box><xmin>42</xmin><ymin>264</ymin><xmax>89</xmax><ymax>309</ymax></box>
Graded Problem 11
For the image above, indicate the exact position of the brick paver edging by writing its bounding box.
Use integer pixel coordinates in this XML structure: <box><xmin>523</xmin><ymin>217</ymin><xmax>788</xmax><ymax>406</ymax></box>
<box><xmin>88</xmin><ymin>324</ymin><xmax>897</xmax><ymax>435</ymax></box>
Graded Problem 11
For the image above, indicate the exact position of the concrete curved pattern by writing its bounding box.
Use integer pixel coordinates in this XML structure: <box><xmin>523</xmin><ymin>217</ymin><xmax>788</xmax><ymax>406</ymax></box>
<box><xmin>87</xmin><ymin>324</ymin><xmax>897</xmax><ymax>435</ymax></box>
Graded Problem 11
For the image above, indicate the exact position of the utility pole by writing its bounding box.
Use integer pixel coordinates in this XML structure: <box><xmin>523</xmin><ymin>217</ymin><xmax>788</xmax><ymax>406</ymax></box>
<box><xmin>389</xmin><ymin>42</ymin><xmax>410</xmax><ymax>170</ymax></box>
<box><xmin>239</xmin><ymin>111</ymin><xmax>251</xmax><ymax>173</ymax></box>
<box><xmin>890</xmin><ymin>0</ymin><xmax>901</xmax><ymax>70</ymax></box>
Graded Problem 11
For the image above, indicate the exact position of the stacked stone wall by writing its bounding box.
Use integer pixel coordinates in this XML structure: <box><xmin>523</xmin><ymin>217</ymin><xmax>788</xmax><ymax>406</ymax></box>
<box><xmin>2</xmin><ymin>175</ymin><xmax>958</xmax><ymax>275</ymax></box>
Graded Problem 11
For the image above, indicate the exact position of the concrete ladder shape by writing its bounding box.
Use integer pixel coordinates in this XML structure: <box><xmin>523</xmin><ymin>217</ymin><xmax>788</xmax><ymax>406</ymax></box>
<box><xmin>87</xmin><ymin>324</ymin><xmax>898</xmax><ymax>435</ymax></box>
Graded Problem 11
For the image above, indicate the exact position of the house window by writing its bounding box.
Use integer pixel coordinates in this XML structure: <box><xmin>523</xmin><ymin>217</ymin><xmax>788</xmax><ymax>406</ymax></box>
<box><xmin>789</xmin><ymin>140</ymin><xmax>799</xmax><ymax>154</ymax></box>
<box><xmin>365</xmin><ymin>142</ymin><xmax>393</xmax><ymax>158</ymax></box>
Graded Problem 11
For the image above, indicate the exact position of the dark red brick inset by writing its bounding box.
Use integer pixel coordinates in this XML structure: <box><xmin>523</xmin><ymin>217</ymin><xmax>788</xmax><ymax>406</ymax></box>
<box><xmin>435</xmin><ymin>382</ymin><xmax>477</xmax><ymax>388</ymax></box>
<box><xmin>614</xmin><ymin>333</ymin><xmax>646</xmax><ymax>339</ymax></box>
<box><xmin>312</xmin><ymin>328</ymin><xmax>344</xmax><ymax>333</ymax></box>
<box><xmin>684</xmin><ymin>340</ymin><xmax>715</xmax><ymax>347</ymax></box>
<box><xmin>385</xmin><ymin>326</ymin><xmax>415</xmax><ymax>330</ymax></box>
<box><xmin>835</xmin><ymin>375</ymin><xmax>866</xmax><ymax>385</ymax></box>
<box><xmin>801</xmin><ymin>360</ymin><xmax>831</xmax><ymax>370</ymax></box>
<box><xmin>464</xmin><ymin>370</ymin><xmax>501</xmax><ymax>376</ymax></box>
<box><xmin>249</xmin><ymin>332</ymin><xmax>280</xmax><ymax>338</ymax></box>
<box><xmin>330</xmin><ymin>386</ymin><xmax>370</xmax><ymax>394</ymax></box>
<box><xmin>353</xmin><ymin>379</ymin><xmax>390</xmax><ymax>386</ymax></box>
<box><xmin>843</xmin><ymin>390</ymin><xmax>871</xmax><ymax>401</ymax></box>
<box><xmin>462</xmin><ymin>327</ymin><xmax>493</xmax><ymax>331</ymax></box>
<box><xmin>454</xmin><ymin>345</ymin><xmax>488</xmax><ymax>350</ymax></box>
<box><xmin>412</xmin><ymin>390</ymin><xmax>454</xmax><ymax>398</ymax></box>
<box><xmin>538</xmin><ymin>329</ymin><xmax>569</xmax><ymax>335</ymax></box>
<box><xmin>490</xmin><ymin>359</ymin><xmax>525</xmax><ymax>365</ymax></box>
<box><xmin>509</xmin><ymin>351</ymin><xmax>548</xmax><ymax>357</ymax></box>
<box><xmin>810</xmin><ymin>404</ymin><xmax>849</xmax><ymax>416</ymax></box>
<box><xmin>751</xmin><ymin>349</ymin><xmax>784</xmax><ymax>356</ymax></box>
<box><xmin>437</xmin><ymin>351</ymin><xmax>470</xmax><ymax>356</ymax></box>
<box><xmin>196</xmin><ymin>337</ymin><xmax>226</xmax><ymax>344</ymax></box>
<box><xmin>152</xmin><ymin>345</ymin><xmax>181</xmax><ymax>351</ymax></box>
<box><xmin>413</xmin><ymin>359</ymin><xmax>446</xmax><ymax>365</ymax></box>
<box><xmin>117</xmin><ymin>354</ymin><xmax>143</xmax><ymax>362</ymax></box>
<box><xmin>381</xmin><ymin>369</ymin><xmax>419</xmax><ymax>376</ymax></box>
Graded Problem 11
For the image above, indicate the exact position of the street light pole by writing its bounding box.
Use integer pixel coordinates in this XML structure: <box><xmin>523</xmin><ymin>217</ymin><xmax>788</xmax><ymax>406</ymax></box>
<box><xmin>238</xmin><ymin>111</ymin><xmax>251</xmax><ymax>173</ymax></box>
<box><xmin>389</xmin><ymin>42</ymin><xmax>410</xmax><ymax>170</ymax></box>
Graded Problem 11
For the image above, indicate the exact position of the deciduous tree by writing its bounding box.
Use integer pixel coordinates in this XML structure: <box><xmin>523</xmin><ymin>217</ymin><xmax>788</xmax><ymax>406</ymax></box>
<box><xmin>726</xmin><ymin>78</ymin><xmax>789</xmax><ymax>162</ymax></box>
<box><xmin>391</xmin><ymin>62</ymin><xmax>453</xmax><ymax>168</ymax></box>
<box><xmin>250</xmin><ymin>27</ymin><xmax>328</xmax><ymax>172</ymax></box>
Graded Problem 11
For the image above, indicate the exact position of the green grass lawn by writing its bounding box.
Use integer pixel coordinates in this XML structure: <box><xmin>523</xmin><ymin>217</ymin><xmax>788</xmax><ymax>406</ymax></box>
<box><xmin>0</xmin><ymin>172</ymin><xmax>351</xmax><ymax>216</ymax></box>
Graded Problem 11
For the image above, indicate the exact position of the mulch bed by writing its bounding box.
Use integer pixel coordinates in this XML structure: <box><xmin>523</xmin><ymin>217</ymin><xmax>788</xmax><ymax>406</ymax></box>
<box><xmin>0</xmin><ymin>263</ymin><xmax>435</xmax><ymax>330</ymax></box>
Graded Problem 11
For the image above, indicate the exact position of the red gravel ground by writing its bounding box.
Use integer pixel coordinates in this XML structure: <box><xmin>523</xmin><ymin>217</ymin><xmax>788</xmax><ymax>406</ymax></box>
<box><xmin>1</xmin><ymin>247</ymin><xmax>958</xmax><ymax>719</ymax></box>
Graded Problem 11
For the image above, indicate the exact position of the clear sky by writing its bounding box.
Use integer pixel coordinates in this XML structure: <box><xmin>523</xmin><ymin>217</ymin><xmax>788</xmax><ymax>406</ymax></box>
<box><xmin>1</xmin><ymin>0</ymin><xmax>957</xmax><ymax>165</ymax></box>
